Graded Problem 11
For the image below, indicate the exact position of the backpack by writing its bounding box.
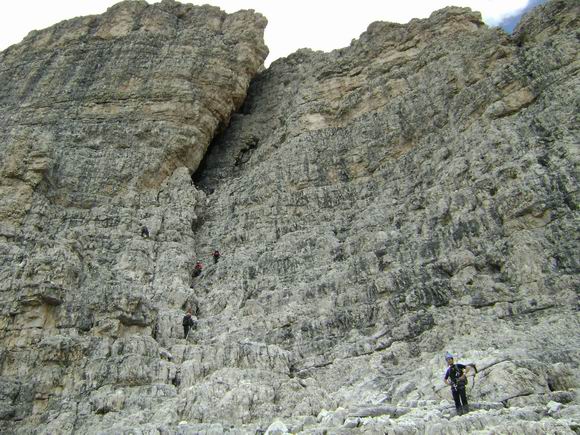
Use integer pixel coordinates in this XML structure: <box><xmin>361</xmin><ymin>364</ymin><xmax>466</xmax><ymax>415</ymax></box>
<box><xmin>448</xmin><ymin>363</ymin><xmax>477</xmax><ymax>387</ymax></box>
<box><xmin>448</xmin><ymin>364</ymin><xmax>468</xmax><ymax>386</ymax></box>
<box><xmin>182</xmin><ymin>315</ymin><xmax>193</xmax><ymax>326</ymax></box>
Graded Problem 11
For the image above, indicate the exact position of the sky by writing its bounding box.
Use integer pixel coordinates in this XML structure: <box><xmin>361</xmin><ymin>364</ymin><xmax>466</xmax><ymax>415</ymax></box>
<box><xmin>496</xmin><ymin>0</ymin><xmax>547</xmax><ymax>32</ymax></box>
<box><xmin>0</xmin><ymin>0</ymin><xmax>546</xmax><ymax>66</ymax></box>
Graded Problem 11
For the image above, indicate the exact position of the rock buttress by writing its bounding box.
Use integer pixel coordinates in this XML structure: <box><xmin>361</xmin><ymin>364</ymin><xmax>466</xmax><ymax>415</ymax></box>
<box><xmin>188</xmin><ymin>0</ymin><xmax>579</xmax><ymax>431</ymax></box>
<box><xmin>0</xmin><ymin>0</ymin><xmax>267</xmax><ymax>432</ymax></box>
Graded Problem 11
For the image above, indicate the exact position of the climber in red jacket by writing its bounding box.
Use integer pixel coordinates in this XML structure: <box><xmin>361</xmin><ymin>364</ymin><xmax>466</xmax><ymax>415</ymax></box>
<box><xmin>192</xmin><ymin>261</ymin><xmax>203</xmax><ymax>278</ymax></box>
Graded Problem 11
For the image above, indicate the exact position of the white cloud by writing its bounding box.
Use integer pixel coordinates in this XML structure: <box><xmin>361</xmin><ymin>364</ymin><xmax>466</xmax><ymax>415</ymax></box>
<box><xmin>0</xmin><ymin>0</ymin><xmax>532</xmax><ymax>65</ymax></box>
<box><xmin>465</xmin><ymin>0</ymin><xmax>529</xmax><ymax>23</ymax></box>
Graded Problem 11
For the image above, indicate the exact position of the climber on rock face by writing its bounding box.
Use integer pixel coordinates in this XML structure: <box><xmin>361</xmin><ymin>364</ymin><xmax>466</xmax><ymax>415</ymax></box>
<box><xmin>141</xmin><ymin>226</ymin><xmax>149</xmax><ymax>238</ymax></box>
<box><xmin>192</xmin><ymin>261</ymin><xmax>203</xmax><ymax>278</ymax></box>
<box><xmin>212</xmin><ymin>249</ymin><xmax>221</xmax><ymax>264</ymax></box>
<box><xmin>182</xmin><ymin>309</ymin><xmax>195</xmax><ymax>339</ymax></box>
<box><xmin>444</xmin><ymin>352</ymin><xmax>471</xmax><ymax>415</ymax></box>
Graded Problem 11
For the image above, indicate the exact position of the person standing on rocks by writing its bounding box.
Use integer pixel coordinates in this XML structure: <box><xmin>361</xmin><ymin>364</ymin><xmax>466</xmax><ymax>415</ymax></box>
<box><xmin>212</xmin><ymin>249</ymin><xmax>221</xmax><ymax>264</ymax></box>
<box><xmin>182</xmin><ymin>309</ymin><xmax>195</xmax><ymax>339</ymax></box>
<box><xmin>444</xmin><ymin>352</ymin><xmax>471</xmax><ymax>415</ymax></box>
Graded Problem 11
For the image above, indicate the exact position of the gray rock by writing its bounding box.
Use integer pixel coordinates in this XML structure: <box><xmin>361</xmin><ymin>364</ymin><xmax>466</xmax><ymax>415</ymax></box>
<box><xmin>350</xmin><ymin>405</ymin><xmax>410</xmax><ymax>419</ymax></box>
<box><xmin>343</xmin><ymin>416</ymin><xmax>361</xmax><ymax>429</ymax></box>
<box><xmin>0</xmin><ymin>0</ymin><xmax>579</xmax><ymax>434</ymax></box>
<box><xmin>547</xmin><ymin>400</ymin><xmax>562</xmax><ymax>414</ymax></box>
<box><xmin>265</xmin><ymin>419</ymin><xmax>289</xmax><ymax>434</ymax></box>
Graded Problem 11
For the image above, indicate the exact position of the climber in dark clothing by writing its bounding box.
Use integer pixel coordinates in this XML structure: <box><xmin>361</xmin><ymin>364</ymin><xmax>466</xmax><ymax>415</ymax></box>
<box><xmin>192</xmin><ymin>261</ymin><xmax>203</xmax><ymax>277</ymax></box>
<box><xmin>444</xmin><ymin>352</ymin><xmax>471</xmax><ymax>415</ymax></box>
<box><xmin>212</xmin><ymin>249</ymin><xmax>221</xmax><ymax>264</ymax></box>
<box><xmin>182</xmin><ymin>309</ymin><xmax>195</xmax><ymax>339</ymax></box>
<box><xmin>141</xmin><ymin>226</ymin><xmax>149</xmax><ymax>238</ymax></box>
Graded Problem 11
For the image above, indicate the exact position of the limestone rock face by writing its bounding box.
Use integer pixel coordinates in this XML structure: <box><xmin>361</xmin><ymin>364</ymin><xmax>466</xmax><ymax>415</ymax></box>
<box><xmin>0</xmin><ymin>0</ymin><xmax>268</xmax><ymax>432</ymax></box>
<box><xmin>0</xmin><ymin>0</ymin><xmax>267</xmax><ymax>218</ymax></box>
<box><xmin>0</xmin><ymin>0</ymin><xmax>578</xmax><ymax>434</ymax></box>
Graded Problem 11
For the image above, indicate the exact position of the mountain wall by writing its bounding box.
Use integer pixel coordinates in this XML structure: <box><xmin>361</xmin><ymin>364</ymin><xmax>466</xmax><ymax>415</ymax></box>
<box><xmin>0</xmin><ymin>0</ymin><xmax>578</xmax><ymax>433</ymax></box>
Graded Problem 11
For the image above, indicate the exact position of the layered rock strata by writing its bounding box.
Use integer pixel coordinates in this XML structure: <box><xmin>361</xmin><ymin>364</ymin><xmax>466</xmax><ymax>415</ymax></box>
<box><xmin>0</xmin><ymin>0</ymin><xmax>578</xmax><ymax>433</ymax></box>
<box><xmin>0</xmin><ymin>0</ymin><xmax>268</xmax><ymax>432</ymax></box>
<box><xmin>189</xmin><ymin>1</ymin><xmax>579</xmax><ymax>432</ymax></box>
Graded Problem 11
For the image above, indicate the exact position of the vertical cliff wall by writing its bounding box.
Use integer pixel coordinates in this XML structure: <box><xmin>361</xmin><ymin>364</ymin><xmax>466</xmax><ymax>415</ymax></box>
<box><xmin>0</xmin><ymin>0</ymin><xmax>268</xmax><ymax>432</ymax></box>
<box><xmin>187</xmin><ymin>1</ymin><xmax>579</xmax><ymax>431</ymax></box>
<box><xmin>0</xmin><ymin>0</ymin><xmax>578</xmax><ymax>434</ymax></box>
